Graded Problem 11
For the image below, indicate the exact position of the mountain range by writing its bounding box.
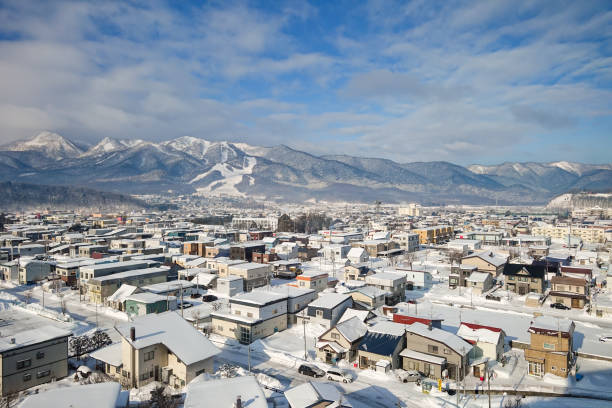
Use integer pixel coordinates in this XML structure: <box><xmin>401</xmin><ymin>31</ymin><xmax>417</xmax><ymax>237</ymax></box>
<box><xmin>0</xmin><ymin>132</ymin><xmax>610</xmax><ymax>205</ymax></box>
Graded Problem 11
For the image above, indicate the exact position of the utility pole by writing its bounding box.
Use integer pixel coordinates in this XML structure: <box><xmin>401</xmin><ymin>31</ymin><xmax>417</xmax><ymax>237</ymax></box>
<box><xmin>180</xmin><ymin>282</ymin><xmax>184</xmax><ymax>318</ymax></box>
<box><xmin>302</xmin><ymin>312</ymin><xmax>310</xmax><ymax>361</ymax></box>
<box><xmin>487</xmin><ymin>364</ymin><xmax>491</xmax><ymax>408</ymax></box>
<box><xmin>248</xmin><ymin>336</ymin><xmax>252</xmax><ymax>373</ymax></box>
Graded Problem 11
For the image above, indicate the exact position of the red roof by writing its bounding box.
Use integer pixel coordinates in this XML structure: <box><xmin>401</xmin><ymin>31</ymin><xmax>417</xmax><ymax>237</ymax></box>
<box><xmin>460</xmin><ymin>321</ymin><xmax>502</xmax><ymax>333</ymax></box>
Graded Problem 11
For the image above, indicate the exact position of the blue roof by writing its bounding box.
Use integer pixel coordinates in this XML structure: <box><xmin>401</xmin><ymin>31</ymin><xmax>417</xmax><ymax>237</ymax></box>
<box><xmin>358</xmin><ymin>332</ymin><xmax>403</xmax><ymax>356</ymax></box>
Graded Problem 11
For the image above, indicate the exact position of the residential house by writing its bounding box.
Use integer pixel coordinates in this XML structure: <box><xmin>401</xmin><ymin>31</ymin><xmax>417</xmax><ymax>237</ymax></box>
<box><xmin>226</xmin><ymin>263</ymin><xmax>271</xmax><ymax>292</ymax></box>
<box><xmin>502</xmin><ymin>264</ymin><xmax>546</xmax><ymax>295</ymax></box>
<box><xmin>295</xmin><ymin>270</ymin><xmax>329</xmax><ymax>293</ymax></box>
<box><xmin>307</xmin><ymin>293</ymin><xmax>353</xmax><ymax>329</ymax></box>
<box><xmin>525</xmin><ymin>316</ymin><xmax>575</xmax><ymax>378</ymax></box>
<box><xmin>184</xmin><ymin>375</ymin><xmax>267</xmax><ymax>408</ymax></box>
<box><xmin>285</xmin><ymin>381</ymin><xmax>351</xmax><ymax>408</ymax></box>
<box><xmin>0</xmin><ymin>326</ymin><xmax>71</xmax><ymax>396</ymax></box>
<box><xmin>211</xmin><ymin>290</ymin><xmax>288</xmax><ymax>344</ymax></box>
<box><xmin>349</xmin><ymin>286</ymin><xmax>386</xmax><ymax>309</ymax></box>
<box><xmin>550</xmin><ymin>276</ymin><xmax>589</xmax><ymax>309</ymax></box>
<box><xmin>107</xmin><ymin>284</ymin><xmax>141</xmax><ymax>311</ymax></box>
<box><xmin>347</xmin><ymin>247</ymin><xmax>369</xmax><ymax>264</ymax></box>
<box><xmin>0</xmin><ymin>260</ymin><xmax>19</xmax><ymax>282</ymax></box>
<box><xmin>216</xmin><ymin>276</ymin><xmax>243</xmax><ymax>297</ymax></box>
<box><xmin>92</xmin><ymin>311</ymin><xmax>220</xmax><ymax>389</ymax></box>
<box><xmin>449</xmin><ymin>265</ymin><xmax>477</xmax><ymax>289</ymax></box>
<box><xmin>365</xmin><ymin>272</ymin><xmax>406</xmax><ymax>305</ymax></box>
<box><xmin>316</xmin><ymin>316</ymin><xmax>368</xmax><ymax>364</ymax></box>
<box><xmin>396</xmin><ymin>267</ymin><xmax>433</xmax><ymax>290</ymax></box>
<box><xmin>19</xmin><ymin>382</ymin><xmax>128</xmax><ymax>408</ymax></box>
<box><xmin>461</xmin><ymin>251</ymin><xmax>507</xmax><ymax>276</ymax></box>
<box><xmin>394</xmin><ymin>233</ymin><xmax>419</xmax><ymax>253</ymax></box>
<box><xmin>342</xmin><ymin>264</ymin><xmax>373</xmax><ymax>281</ymax></box>
<box><xmin>18</xmin><ymin>260</ymin><xmax>52</xmax><ymax>284</ymax></box>
<box><xmin>457</xmin><ymin>322</ymin><xmax>506</xmax><ymax>376</ymax></box>
<box><xmin>403</xmin><ymin>322</ymin><xmax>473</xmax><ymax>381</ymax></box>
<box><xmin>269</xmin><ymin>285</ymin><xmax>316</xmax><ymax>326</ymax></box>
<box><xmin>125</xmin><ymin>293</ymin><xmax>177</xmax><ymax>317</ymax></box>
<box><xmin>465</xmin><ymin>272</ymin><xmax>494</xmax><ymax>295</ymax></box>
<box><xmin>357</xmin><ymin>321</ymin><xmax>405</xmax><ymax>370</ymax></box>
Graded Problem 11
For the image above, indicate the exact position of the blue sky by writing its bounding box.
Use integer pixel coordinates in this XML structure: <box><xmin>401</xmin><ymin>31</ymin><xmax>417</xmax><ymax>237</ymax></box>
<box><xmin>0</xmin><ymin>0</ymin><xmax>610</xmax><ymax>165</ymax></box>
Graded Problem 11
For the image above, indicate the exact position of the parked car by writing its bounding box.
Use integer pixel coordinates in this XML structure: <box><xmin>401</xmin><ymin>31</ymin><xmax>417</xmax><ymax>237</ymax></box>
<box><xmin>326</xmin><ymin>368</ymin><xmax>353</xmax><ymax>383</ymax></box>
<box><xmin>201</xmin><ymin>295</ymin><xmax>218</xmax><ymax>302</ymax></box>
<box><xmin>177</xmin><ymin>301</ymin><xmax>193</xmax><ymax>309</ymax></box>
<box><xmin>550</xmin><ymin>302</ymin><xmax>570</xmax><ymax>310</ymax></box>
<box><xmin>599</xmin><ymin>335</ymin><xmax>612</xmax><ymax>343</ymax></box>
<box><xmin>396</xmin><ymin>369</ymin><xmax>421</xmax><ymax>383</ymax></box>
<box><xmin>298</xmin><ymin>364</ymin><xmax>324</xmax><ymax>378</ymax></box>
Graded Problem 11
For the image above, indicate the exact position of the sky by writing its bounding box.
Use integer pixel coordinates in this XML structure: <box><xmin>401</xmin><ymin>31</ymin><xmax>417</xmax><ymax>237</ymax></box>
<box><xmin>0</xmin><ymin>0</ymin><xmax>610</xmax><ymax>165</ymax></box>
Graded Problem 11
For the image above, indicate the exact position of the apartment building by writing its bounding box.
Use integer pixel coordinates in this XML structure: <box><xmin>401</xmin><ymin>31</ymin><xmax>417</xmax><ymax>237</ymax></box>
<box><xmin>0</xmin><ymin>326</ymin><xmax>71</xmax><ymax>396</ymax></box>
<box><xmin>226</xmin><ymin>262</ymin><xmax>271</xmax><ymax>292</ymax></box>
<box><xmin>530</xmin><ymin>224</ymin><xmax>607</xmax><ymax>244</ymax></box>
<box><xmin>269</xmin><ymin>285</ymin><xmax>316</xmax><ymax>326</ymax></box>
<box><xmin>88</xmin><ymin>267</ymin><xmax>169</xmax><ymax>305</ymax></box>
<box><xmin>80</xmin><ymin>260</ymin><xmax>159</xmax><ymax>286</ymax></box>
<box><xmin>393</xmin><ymin>233</ymin><xmax>420</xmax><ymax>253</ymax></box>
<box><xmin>525</xmin><ymin>316</ymin><xmax>575</xmax><ymax>378</ymax></box>
<box><xmin>211</xmin><ymin>291</ymin><xmax>288</xmax><ymax>344</ymax></box>
<box><xmin>412</xmin><ymin>226</ymin><xmax>453</xmax><ymax>245</ymax></box>
<box><xmin>294</xmin><ymin>270</ymin><xmax>329</xmax><ymax>293</ymax></box>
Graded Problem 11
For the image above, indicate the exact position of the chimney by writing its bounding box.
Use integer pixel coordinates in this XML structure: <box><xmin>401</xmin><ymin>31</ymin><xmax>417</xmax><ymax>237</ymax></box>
<box><xmin>10</xmin><ymin>338</ymin><xmax>15</xmax><ymax>344</ymax></box>
<box><xmin>130</xmin><ymin>327</ymin><xmax>136</xmax><ymax>342</ymax></box>
<box><xmin>234</xmin><ymin>395</ymin><xmax>242</xmax><ymax>408</ymax></box>
<box><xmin>427</xmin><ymin>322</ymin><xmax>433</xmax><ymax>331</ymax></box>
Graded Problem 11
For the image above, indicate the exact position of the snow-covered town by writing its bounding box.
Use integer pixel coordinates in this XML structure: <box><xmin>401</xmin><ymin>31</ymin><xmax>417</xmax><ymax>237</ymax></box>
<box><xmin>0</xmin><ymin>202</ymin><xmax>610</xmax><ymax>408</ymax></box>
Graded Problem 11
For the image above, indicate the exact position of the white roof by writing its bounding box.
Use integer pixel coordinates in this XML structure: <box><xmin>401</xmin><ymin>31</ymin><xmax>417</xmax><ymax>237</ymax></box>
<box><xmin>231</xmin><ymin>290</ymin><xmax>287</xmax><ymax>305</ymax></box>
<box><xmin>466</xmin><ymin>272</ymin><xmax>491</xmax><ymax>283</ymax></box>
<box><xmin>464</xmin><ymin>251</ymin><xmax>507</xmax><ymax>267</ymax></box>
<box><xmin>269</xmin><ymin>285</ymin><xmax>315</xmax><ymax>298</ymax></box>
<box><xmin>400</xmin><ymin>348</ymin><xmax>446</xmax><ymax>365</ymax></box>
<box><xmin>0</xmin><ymin>325</ymin><xmax>71</xmax><ymax>353</ymax></box>
<box><xmin>300</xmin><ymin>269</ymin><xmax>328</xmax><ymax>278</ymax></box>
<box><xmin>365</xmin><ymin>272</ymin><xmax>406</xmax><ymax>285</ymax></box>
<box><xmin>89</xmin><ymin>342</ymin><xmax>123</xmax><ymax>367</ymax></box>
<box><xmin>126</xmin><ymin>292</ymin><xmax>170</xmax><ymax>304</ymax></box>
<box><xmin>193</xmin><ymin>272</ymin><xmax>217</xmax><ymax>286</ymax></box>
<box><xmin>347</xmin><ymin>247</ymin><xmax>367</xmax><ymax>257</ymax></box>
<box><xmin>92</xmin><ymin>267</ymin><xmax>168</xmax><ymax>283</ymax></box>
<box><xmin>368</xmin><ymin>321</ymin><xmax>406</xmax><ymax>337</ymax></box>
<box><xmin>184</xmin><ymin>375</ymin><xmax>267</xmax><ymax>408</ymax></box>
<box><xmin>338</xmin><ymin>308</ymin><xmax>371</xmax><ymax>323</ymax></box>
<box><xmin>107</xmin><ymin>284</ymin><xmax>139</xmax><ymax>303</ymax></box>
<box><xmin>230</xmin><ymin>262</ymin><xmax>269</xmax><ymax>270</ymax></box>
<box><xmin>457</xmin><ymin>324</ymin><xmax>502</xmax><ymax>345</ymax></box>
<box><xmin>142</xmin><ymin>279</ymin><xmax>194</xmax><ymax>293</ymax></box>
<box><xmin>406</xmin><ymin>323</ymin><xmax>473</xmax><ymax>356</ymax></box>
<box><xmin>19</xmin><ymin>382</ymin><xmax>123</xmax><ymax>408</ymax></box>
<box><xmin>529</xmin><ymin>316</ymin><xmax>574</xmax><ymax>333</ymax></box>
<box><xmin>285</xmin><ymin>381</ymin><xmax>350</xmax><ymax>408</ymax></box>
<box><xmin>335</xmin><ymin>317</ymin><xmax>368</xmax><ymax>342</ymax></box>
<box><xmin>117</xmin><ymin>311</ymin><xmax>220</xmax><ymax>365</ymax></box>
<box><xmin>309</xmin><ymin>293</ymin><xmax>351</xmax><ymax>309</ymax></box>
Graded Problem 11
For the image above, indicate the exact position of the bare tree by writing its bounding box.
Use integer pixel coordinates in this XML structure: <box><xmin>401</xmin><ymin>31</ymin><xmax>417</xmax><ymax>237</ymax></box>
<box><xmin>402</xmin><ymin>252</ymin><xmax>415</xmax><ymax>269</ymax></box>
<box><xmin>448</xmin><ymin>250</ymin><xmax>463</xmax><ymax>266</ymax></box>
<box><xmin>149</xmin><ymin>386</ymin><xmax>178</xmax><ymax>408</ymax></box>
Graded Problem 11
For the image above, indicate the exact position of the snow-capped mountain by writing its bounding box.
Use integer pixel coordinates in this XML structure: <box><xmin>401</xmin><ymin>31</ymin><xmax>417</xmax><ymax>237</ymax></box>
<box><xmin>4</xmin><ymin>131</ymin><xmax>85</xmax><ymax>160</ymax></box>
<box><xmin>0</xmin><ymin>132</ymin><xmax>610</xmax><ymax>204</ymax></box>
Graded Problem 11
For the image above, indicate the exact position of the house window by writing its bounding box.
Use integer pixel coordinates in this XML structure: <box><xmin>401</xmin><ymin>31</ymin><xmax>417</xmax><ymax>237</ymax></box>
<box><xmin>272</xmin><ymin>309</ymin><xmax>278</xmax><ymax>314</ymax></box>
<box><xmin>247</xmin><ymin>312</ymin><xmax>253</xmax><ymax>317</ymax></box>
<box><xmin>36</xmin><ymin>370</ymin><xmax>50</xmax><ymax>379</ymax></box>
<box><xmin>116</xmin><ymin>366</ymin><xmax>121</xmax><ymax>374</ymax></box>
<box><xmin>531</xmin><ymin>278</ymin><xmax>537</xmax><ymax>283</ymax></box>
<box><xmin>17</xmin><ymin>359</ymin><xmax>31</xmax><ymax>369</ymax></box>
<box><xmin>551</xmin><ymin>366</ymin><xmax>556</xmax><ymax>370</ymax></box>
<box><xmin>444</xmin><ymin>348</ymin><xmax>450</xmax><ymax>355</ymax></box>
<box><xmin>316</xmin><ymin>310</ymin><xmax>323</xmax><ymax>318</ymax></box>
<box><xmin>23</xmin><ymin>374</ymin><xmax>31</xmax><ymax>381</ymax></box>
<box><xmin>235</xmin><ymin>310</ymin><xmax>241</xmax><ymax>315</ymax></box>
<box><xmin>331</xmin><ymin>333</ymin><xmax>340</xmax><ymax>340</ymax></box>
<box><xmin>144</xmin><ymin>351</ymin><xmax>155</xmax><ymax>361</ymax></box>
<box><xmin>217</xmin><ymin>325</ymin><xmax>223</xmax><ymax>331</ymax></box>
<box><xmin>508</xmin><ymin>276</ymin><xmax>514</xmax><ymax>281</ymax></box>
<box><xmin>36</xmin><ymin>351</ymin><xmax>45</xmax><ymax>359</ymax></box>
<box><xmin>428</xmin><ymin>345</ymin><xmax>439</xmax><ymax>354</ymax></box>
<box><xmin>543</xmin><ymin>343</ymin><xmax>555</xmax><ymax>350</ymax></box>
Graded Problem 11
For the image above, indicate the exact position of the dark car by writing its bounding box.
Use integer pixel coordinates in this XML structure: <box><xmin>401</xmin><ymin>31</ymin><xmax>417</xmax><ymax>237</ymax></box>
<box><xmin>201</xmin><ymin>295</ymin><xmax>218</xmax><ymax>302</ymax></box>
<box><xmin>298</xmin><ymin>364</ymin><xmax>324</xmax><ymax>378</ymax></box>
<box><xmin>550</xmin><ymin>302</ymin><xmax>570</xmax><ymax>310</ymax></box>
<box><xmin>177</xmin><ymin>301</ymin><xmax>193</xmax><ymax>309</ymax></box>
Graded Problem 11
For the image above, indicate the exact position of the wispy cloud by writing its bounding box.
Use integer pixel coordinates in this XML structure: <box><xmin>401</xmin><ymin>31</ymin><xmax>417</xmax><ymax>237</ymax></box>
<box><xmin>0</xmin><ymin>0</ymin><xmax>609</xmax><ymax>164</ymax></box>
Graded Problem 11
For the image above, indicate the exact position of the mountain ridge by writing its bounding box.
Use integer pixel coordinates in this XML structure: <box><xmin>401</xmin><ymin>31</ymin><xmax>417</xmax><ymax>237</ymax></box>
<box><xmin>1</xmin><ymin>132</ymin><xmax>610</xmax><ymax>205</ymax></box>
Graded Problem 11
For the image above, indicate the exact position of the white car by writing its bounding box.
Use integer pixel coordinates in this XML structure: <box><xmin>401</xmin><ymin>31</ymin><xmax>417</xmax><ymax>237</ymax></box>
<box><xmin>396</xmin><ymin>369</ymin><xmax>421</xmax><ymax>383</ymax></box>
<box><xmin>599</xmin><ymin>335</ymin><xmax>612</xmax><ymax>343</ymax></box>
<box><xmin>326</xmin><ymin>368</ymin><xmax>353</xmax><ymax>383</ymax></box>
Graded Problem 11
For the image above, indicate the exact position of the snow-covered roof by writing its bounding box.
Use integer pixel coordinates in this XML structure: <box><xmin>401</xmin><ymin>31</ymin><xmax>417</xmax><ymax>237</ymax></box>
<box><xmin>0</xmin><ymin>325</ymin><xmax>72</xmax><ymax>353</ymax></box>
<box><xmin>269</xmin><ymin>285</ymin><xmax>315</xmax><ymax>298</ymax></box>
<box><xmin>457</xmin><ymin>324</ymin><xmax>502</xmax><ymax>345</ymax></box>
<box><xmin>89</xmin><ymin>342</ymin><xmax>123</xmax><ymax>367</ymax></box>
<box><xmin>308</xmin><ymin>293</ymin><xmax>351</xmax><ymax>309</ymax></box>
<box><xmin>126</xmin><ymin>292</ymin><xmax>170</xmax><ymax>304</ymax></box>
<box><xmin>117</xmin><ymin>311</ymin><xmax>220</xmax><ymax>366</ymax></box>
<box><xmin>347</xmin><ymin>247</ymin><xmax>367</xmax><ymax>257</ymax></box>
<box><xmin>335</xmin><ymin>316</ymin><xmax>368</xmax><ymax>342</ymax></box>
<box><xmin>464</xmin><ymin>251</ymin><xmax>507</xmax><ymax>267</ymax></box>
<box><xmin>19</xmin><ymin>382</ymin><xmax>123</xmax><ymax>408</ymax></box>
<box><xmin>338</xmin><ymin>308</ymin><xmax>371</xmax><ymax>323</ymax></box>
<box><xmin>365</xmin><ymin>272</ymin><xmax>406</xmax><ymax>285</ymax></box>
<box><xmin>466</xmin><ymin>272</ymin><xmax>491</xmax><ymax>283</ymax></box>
<box><xmin>285</xmin><ymin>381</ymin><xmax>351</xmax><ymax>408</ymax></box>
<box><xmin>91</xmin><ymin>267</ymin><xmax>168</xmax><ymax>283</ymax></box>
<box><xmin>231</xmin><ymin>290</ymin><xmax>287</xmax><ymax>306</ymax></box>
<box><xmin>354</xmin><ymin>285</ymin><xmax>387</xmax><ymax>298</ymax></box>
<box><xmin>406</xmin><ymin>323</ymin><xmax>473</xmax><ymax>356</ymax></box>
<box><xmin>529</xmin><ymin>316</ymin><xmax>574</xmax><ymax>335</ymax></box>
<box><xmin>192</xmin><ymin>272</ymin><xmax>217</xmax><ymax>286</ymax></box>
<box><xmin>107</xmin><ymin>284</ymin><xmax>139</xmax><ymax>303</ymax></box>
<box><xmin>316</xmin><ymin>341</ymin><xmax>347</xmax><ymax>353</ymax></box>
<box><xmin>141</xmin><ymin>279</ymin><xmax>194</xmax><ymax>293</ymax></box>
<box><xmin>400</xmin><ymin>348</ymin><xmax>446</xmax><ymax>365</ymax></box>
<box><xmin>368</xmin><ymin>321</ymin><xmax>406</xmax><ymax>337</ymax></box>
<box><xmin>184</xmin><ymin>375</ymin><xmax>267</xmax><ymax>408</ymax></box>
